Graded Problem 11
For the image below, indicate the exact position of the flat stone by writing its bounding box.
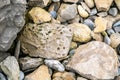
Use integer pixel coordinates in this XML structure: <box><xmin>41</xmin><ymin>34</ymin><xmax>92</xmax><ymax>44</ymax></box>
<box><xmin>84</xmin><ymin>18</ymin><xmax>95</xmax><ymax>30</ymax></box>
<box><xmin>94</xmin><ymin>0</ymin><xmax>113</xmax><ymax>11</ymax></box>
<box><xmin>63</xmin><ymin>0</ymin><xmax>79</xmax><ymax>3</ymax></box>
<box><xmin>44</xmin><ymin>59</ymin><xmax>65</xmax><ymax>72</ymax></box>
<box><xmin>115</xmin><ymin>0</ymin><xmax>120</xmax><ymax>10</ymax></box>
<box><xmin>0</xmin><ymin>56</ymin><xmax>20</xmax><ymax>80</ymax></box>
<box><xmin>20</xmin><ymin>23</ymin><xmax>72</xmax><ymax>59</ymax></box>
<box><xmin>66</xmin><ymin>41</ymin><xmax>118</xmax><ymax>79</ymax></box>
<box><xmin>19</xmin><ymin>57</ymin><xmax>43</xmax><ymax>71</ymax></box>
<box><xmin>24</xmin><ymin>65</ymin><xmax>51</xmax><ymax>80</ymax></box>
<box><xmin>29</xmin><ymin>7</ymin><xmax>51</xmax><ymax>24</ymax></box>
<box><xmin>84</xmin><ymin>0</ymin><xmax>94</xmax><ymax>8</ymax></box>
<box><xmin>109</xmin><ymin>7</ymin><xmax>118</xmax><ymax>16</ymax></box>
<box><xmin>69</xmin><ymin>23</ymin><xmax>91</xmax><ymax>42</ymax></box>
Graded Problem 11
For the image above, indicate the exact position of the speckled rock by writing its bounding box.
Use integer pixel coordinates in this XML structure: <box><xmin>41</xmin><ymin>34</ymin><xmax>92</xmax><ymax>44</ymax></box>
<box><xmin>84</xmin><ymin>0</ymin><xmax>94</xmax><ymax>8</ymax></box>
<box><xmin>24</xmin><ymin>65</ymin><xmax>51</xmax><ymax>80</ymax></box>
<box><xmin>29</xmin><ymin>7</ymin><xmax>51</xmax><ymax>24</ymax></box>
<box><xmin>110</xmin><ymin>33</ymin><xmax>120</xmax><ymax>48</ymax></box>
<box><xmin>66</xmin><ymin>41</ymin><xmax>118</xmax><ymax>80</ymax></box>
<box><xmin>63</xmin><ymin>0</ymin><xmax>79</xmax><ymax>3</ymax></box>
<box><xmin>69</xmin><ymin>23</ymin><xmax>91</xmax><ymax>42</ymax></box>
<box><xmin>20</xmin><ymin>23</ymin><xmax>73</xmax><ymax>59</ymax></box>
<box><xmin>94</xmin><ymin>0</ymin><xmax>113</xmax><ymax>11</ymax></box>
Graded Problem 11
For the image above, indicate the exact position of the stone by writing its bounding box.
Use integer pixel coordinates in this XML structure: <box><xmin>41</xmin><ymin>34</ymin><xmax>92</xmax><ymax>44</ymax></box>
<box><xmin>94</xmin><ymin>17</ymin><xmax>108</xmax><ymax>33</ymax></box>
<box><xmin>69</xmin><ymin>49</ymin><xmax>75</xmax><ymax>56</ymax></box>
<box><xmin>49</xmin><ymin>11</ymin><xmax>57</xmax><ymax>18</ymax></box>
<box><xmin>104</xmin><ymin>35</ymin><xmax>111</xmax><ymax>45</ymax></box>
<box><xmin>19</xmin><ymin>71</ymin><xmax>24</xmax><ymax>80</ymax></box>
<box><xmin>84</xmin><ymin>0</ymin><xmax>94</xmax><ymax>8</ymax></box>
<box><xmin>52</xmin><ymin>0</ymin><xmax>60</xmax><ymax>2</ymax></box>
<box><xmin>113</xmin><ymin>21</ymin><xmax>120</xmax><ymax>27</ymax></box>
<box><xmin>66</xmin><ymin>41</ymin><xmax>118</xmax><ymax>79</ymax></box>
<box><xmin>0</xmin><ymin>0</ymin><xmax>26</xmax><ymax>51</ymax></box>
<box><xmin>115</xmin><ymin>0</ymin><xmax>120</xmax><ymax>10</ymax></box>
<box><xmin>110</xmin><ymin>33</ymin><xmax>120</xmax><ymax>48</ymax></box>
<box><xmin>24</xmin><ymin>65</ymin><xmax>51</xmax><ymax>80</ymax></box>
<box><xmin>77</xmin><ymin>77</ymin><xmax>88</xmax><ymax>80</ymax></box>
<box><xmin>115</xmin><ymin>76</ymin><xmax>120</xmax><ymax>80</ymax></box>
<box><xmin>109</xmin><ymin>7</ymin><xmax>118</xmax><ymax>16</ymax></box>
<box><xmin>0</xmin><ymin>73</ymin><xmax>6</xmax><ymax>80</ymax></box>
<box><xmin>91</xmin><ymin>32</ymin><xmax>103</xmax><ymax>41</ymax></box>
<box><xmin>70</xmin><ymin>42</ymin><xmax>77</xmax><ymax>49</ymax></box>
<box><xmin>90</xmin><ymin>8</ymin><xmax>97</xmax><ymax>16</ymax></box>
<box><xmin>57</xmin><ymin>4</ymin><xmax>77</xmax><ymax>22</ymax></box>
<box><xmin>29</xmin><ymin>7</ymin><xmax>51</xmax><ymax>24</ymax></box>
<box><xmin>81</xmin><ymin>2</ymin><xmax>91</xmax><ymax>13</ymax></box>
<box><xmin>44</xmin><ymin>59</ymin><xmax>65</xmax><ymax>72</ymax></box>
<box><xmin>84</xmin><ymin>18</ymin><xmax>95</xmax><ymax>30</ymax></box>
<box><xmin>97</xmin><ymin>12</ymin><xmax>108</xmax><ymax>17</ymax></box>
<box><xmin>113</xmin><ymin>27</ymin><xmax>120</xmax><ymax>33</ymax></box>
<box><xmin>94</xmin><ymin>0</ymin><xmax>113</xmax><ymax>11</ymax></box>
<box><xmin>68</xmin><ymin>15</ymin><xmax>80</xmax><ymax>24</ymax></box>
<box><xmin>78</xmin><ymin>5</ymin><xmax>89</xmax><ymax>18</ymax></box>
<box><xmin>20</xmin><ymin>23</ymin><xmax>72</xmax><ymax>59</ymax></box>
<box><xmin>0</xmin><ymin>52</ymin><xmax>10</xmax><ymax>62</ymax></box>
<box><xmin>14</xmin><ymin>40</ymin><xmax>20</xmax><ymax>60</ymax></box>
<box><xmin>48</xmin><ymin>2</ymin><xmax>60</xmax><ymax>12</ymax></box>
<box><xmin>69</xmin><ymin>23</ymin><xmax>91</xmax><ymax>42</ymax></box>
<box><xmin>106</xmin><ymin>29</ymin><xmax>115</xmax><ymax>35</ymax></box>
<box><xmin>19</xmin><ymin>57</ymin><xmax>43</xmax><ymax>71</ymax></box>
<box><xmin>113</xmin><ymin>20</ymin><xmax>120</xmax><ymax>33</ymax></box>
<box><xmin>0</xmin><ymin>56</ymin><xmax>20</xmax><ymax>80</ymax></box>
<box><xmin>63</xmin><ymin>0</ymin><xmax>79</xmax><ymax>3</ymax></box>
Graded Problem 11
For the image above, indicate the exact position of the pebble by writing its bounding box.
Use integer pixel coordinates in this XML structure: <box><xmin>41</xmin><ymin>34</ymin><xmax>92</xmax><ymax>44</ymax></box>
<box><xmin>106</xmin><ymin>29</ymin><xmax>115</xmax><ymax>35</ymax></box>
<box><xmin>0</xmin><ymin>73</ymin><xmax>6</xmax><ymax>80</ymax></box>
<box><xmin>77</xmin><ymin>77</ymin><xmax>88</xmax><ymax>80</ymax></box>
<box><xmin>113</xmin><ymin>21</ymin><xmax>120</xmax><ymax>27</ymax></box>
<box><xmin>14</xmin><ymin>40</ymin><xmax>20</xmax><ymax>60</ymax></box>
<box><xmin>70</xmin><ymin>42</ymin><xmax>77</xmax><ymax>49</ymax></box>
<box><xmin>90</xmin><ymin>8</ymin><xmax>97</xmax><ymax>16</ymax></box>
<box><xmin>91</xmin><ymin>32</ymin><xmax>103</xmax><ymax>41</ymax></box>
<box><xmin>81</xmin><ymin>2</ymin><xmax>91</xmax><ymax>13</ymax></box>
<box><xmin>113</xmin><ymin>27</ymin><xmax>120</xmax><ymax>33</ymax></box>
<box><xmin>19</xmin><ymin>71</ymin><xmax>24</xmax><ymax>80</ymax></box>
<box><xmin>44</xmin><ymin>59</ymin><xmax>65</xmax><ymax>72</ymax></box>
<box><xmin>84</xmin><ymin>18</ymin><xmax>95</xmax><ymax>30</ymax></box>
<box><xmin>97</xmin><ymin>12</ymin><xmax>108</xmax><ymax>17</ymax></box>
<box><xmin>78</xmin><ymin>5</ymin><xmax>89</xmax><ymax>18</ymax></box>
<box><xmin>49</xmin><ymin>10</ymin><xmax>57</xmax><ymax>18</ymax></box>
<box><xmin>84</xmin><ymin>0</ymin><xmax>94</xmax><ymax>8</ymax></box>
<box><xmin>63</xmin><ymin>0</ymin><xmax>79</xmax><ymax>3</ymax></box>
<box><xmin>115</xmin><ymin>0</ymin><xmax>120</xmax><ymax>10</ymax></box>
<box><xmin>104</xmin><ymin>35</ymin><xmax>111</xmax><ymax>45</ymax></box>
<box><xmin>0</xmin><ymin>52</ymin><xmax>10</xmax><ymax>63</ymax></box>
<box><xmin>109</xmin><ymin>7</ymin><xmax>118</xmax><ymax>16</ymax></box>
<box><xmin>52</xmin><ymin>0</ymin><xmax>60</xmax><ymax>2</ymax></box>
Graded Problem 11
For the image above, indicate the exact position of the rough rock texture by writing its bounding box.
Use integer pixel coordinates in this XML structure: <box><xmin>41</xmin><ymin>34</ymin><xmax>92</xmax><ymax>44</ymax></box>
<box><xmin>69</xmin><ymin>23</ymin><xmax>91</xmax><ymax>42</ymax></box>
<box><xmin>0</xmin><ymin>56</ymin><xmax>20</xmax><ymax>80</ymax></box>
<box><xmin>29</xmin><ymin>7</ymin><xmax>51</xmax><ymax>24</ymax></box>
<box><xmin>94</xmin><ymin>0</ymin><xmax>113</xmax><ymax>11</ymax></box>
<box><xmin>20</xmin><ymin>23</ymin><xmax>73</xmax><ymax>59</ymax></box>
<box><xmin>24</xmin><ymin>65</ymin><xmax>51</xmax><ymax>80</ymax></box>
<box><xmin>0</xmin><ymin>0</ymin><xmax>26</xmax><ymax>51</ymax></box>
<box><xmin>66</xmin><ymin>41</ymin><xmax>118</xmax><ymax>80</ymax></box>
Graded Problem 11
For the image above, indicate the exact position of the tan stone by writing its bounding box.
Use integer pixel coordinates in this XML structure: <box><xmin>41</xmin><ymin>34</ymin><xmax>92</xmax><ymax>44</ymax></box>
<box><xmin>25</xmin><ymin>65</ymin><xmax>51</xmax><ymax>80</ymax></box>
<box><xmin>94</xmin><ymin>0</ymin><xmax>113</xmax><ymax>11</ymax></box>
<box><xmin>70</xmin><ymin>42</ymin><xmax>77</xmax><ymax>49</ymax></box>
<box><xmin>94</xmin><ymin>17</ymin><xmax>108</xmax><ymax>33</ymax></box>
<box><xmin>115</xmin><ymin>0</ymin><xmax>120</xmax><ymax>10</ymax></box>
<box><xmin>66</xmin><ymin>41</ymin><xmax>118</xmax><ymax>79</ymax></box>
<box><xmin>78</xmin><ymin>5</ymin><xmax>89</xmax><ymax>18</ymax></box>
<box><xmin>110</xmin><ymin>33</ymin><xmax>120</xmax><ymax>48</ymax></box>
<box><xmin>91</xmin><ymin>31</ymin><xmax>103</xmax><ymax>41</ymax></box>
<box><xmin>63</xmin><ymin>0</ymin><xmax>79</xmax><ymax>3</ymax></box>
<box><xmin>29</xmin><ymin>7</ymin><xmax>51</xmax><ymax>24</ymax></box>
<box><xmin>84</xmin><ymin>0</ymin><xmax>94</xmax><ymax>8</ymax></box>
<box><xmin>69</xmin><ymin>23</ymin><xmax>91</xmax><ymax>42</ymax></box>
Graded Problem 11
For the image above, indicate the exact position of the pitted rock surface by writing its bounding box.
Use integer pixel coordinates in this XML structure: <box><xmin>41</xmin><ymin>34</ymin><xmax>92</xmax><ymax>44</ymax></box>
<box><xmin>20</xmin><ymin>23</ymin><xmax>73</xmax><ymax>59</ymax></box>
<box><xmin>0</xmin><ymin>0</ymin><xmax>26</xmax><ymax>51</ymax></box>
<box><xmin>66</xmin><ymin>41</ymin><xmax>118</xmax><ymax>80</ymax></box>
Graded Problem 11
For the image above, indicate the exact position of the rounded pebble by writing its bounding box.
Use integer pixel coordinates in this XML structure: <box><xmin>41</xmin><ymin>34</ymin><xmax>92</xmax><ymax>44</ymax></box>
<box><xmin>84</xmin><ymin>18</ymin><xmax>95</xmax><ymax>30</ymax></box>
<box><xmin>49</xmin><ymin>11</ymin><xmax>57</xmax><ymax>18</ymax></box>
<box><xmin>104</xmin><ymin>35</ymin><xmax>111</xmax><ymax>45</ymax></box>
<box><xmin>109</xmin><ymin>7</ymin><xmax>118</xmax><ymax>16</ymax></box>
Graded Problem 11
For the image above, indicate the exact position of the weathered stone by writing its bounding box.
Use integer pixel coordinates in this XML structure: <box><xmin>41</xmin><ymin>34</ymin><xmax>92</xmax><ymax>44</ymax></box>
<box><xmin>0</xmin><ymin>0</ymin><xmax>10</xmax><ymax>8</ymax></box>
<box><xmin>81</xmin><ymin>2</ymin><xmax>91</xmax><ymax>13</ymax></box>
<box><xmin>29</xmin><ymin>7</ymin><xmax>51</xmax><ymax>24</ymax></box>
<box><xmin>49</xmin><ymin>11</ymin><xmax>57</xmax><ymax>18</ymax></box>
<box><xmin>109</xmin><ymin>7</ymin><xmax>118</xmax><ymax>17</ymax></box>
<box><xmin>115</xmin><ymin>0</ymin><xmax>120</xmax><ymax>10</ymax></box>
<box><xmin>94</xmin><ymin>0</ymin><xmax>113</xmax><ymax>11</ymax></box>
<box><xmin>66</xmin><ymin>41</ymin><xmax>118</xmax><ymax>79</ymax></box>
<box><xmin>57</xmin><ymin>4</ymin><xmax>77</xmax><ymax>22</ymax></box>
<box><xmin>0</xmin><ymin>56</ymin><xmax>20</xmax><ymax>80</ymax></box>
<box><xmin>20</xmin><ymin>23</ymin><xmax>72</xmax><ymax>59</ymax></box>
<box><xmin>90</xmin><ymin>8</ymin><xmax>97</xmax><ymax>16</ymax></box>
<box><xmin>44</xmin><ymin>59</ymin><xmax>65</xmax><ymax>72</ymax></box>
<box><xmin>69</xmin><ymin>23</ymin><xmax>91</xmax><ymax>42</ymax></box>
<box><xmin>84</xmin><ymin>0</ymin><xmax>94</xmax><ymax>8</ymax></box>
<box><xmin>19</xmin><ymin>57</ymin><xmax>43</xmax><ymax>71</ymax></box>
<box><xmin>110</xmin><ymin>33</ymin><xmax>120</xmax><ymax>48</ymax></box>
<box><xmin>52</xmin><ymin>0</ymin><xmax>60</xmax><ymax>2</ymax></box>
<box><xmin>25</xmin><ymin>65</ymin><xmax>51</xmax><ymax>80</ymax></box>
<box><xmin>94</xmin><ymin>17</ymin><xmax>108</xmax><ymax>33</ymax></box>
<box><xmin>78</xmin><ymin>5</ymin><xmax>89</xmax><ymax>18</ymax></box>
<box><xmin>63</xmin><ymin>0</ymin><xmax>79</xmax><ymax>3</ymax></box>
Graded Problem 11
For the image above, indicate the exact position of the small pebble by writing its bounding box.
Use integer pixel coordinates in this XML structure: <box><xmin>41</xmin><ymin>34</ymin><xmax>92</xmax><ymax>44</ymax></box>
<box><xmin>52</xmin><ymin>0</ymin><xmax>60</xmax><ymax>2</ymax></box>
<box><xmin>104</xmin><ymin>35</ymin><xmax>111</xmax><ymax>45</ymax></box>
<box><xmin>106</xmin><ymin>29</ymin><xmax>115</xmax><ymax>35</ymax></box>
<box><xmin>113</xmin><ymin>27</ymin><xmax>120</xmax><ymax>33</ymax></box>
<box><xmin>84</xmin><ymin>18</ymin><xmax>95</xmax><ymax>30</ymax></box>
<box><xmin>19</xmin><ymin>71</ymin><xmax>24</xmax><ymax>80</ymax></box>
<box><xmin>90</xmin><ymin>8</ymin><xmax>97</xmax><ymax>16</ymax></box>
<box><xmin>69</xmin><ymin>49</ymin><xmax>75</xmax><ymax>56</ymax></box>
<box><xmin>0</xmin><ymin>73</ymin><xmax>6</xmax><ymax>80</ymax></box>
<box><xmin>49</xmin><ymin>10</ymin><xmax>57</xmax><ymax>18</ymax></box>
<box><xmin>109</xmin><ymin>7</ymin><xmax>118</xmax><ymax>16</ymax></box>
<box><xmin>113</xmin><ymin>21</ymin><xmax>120</xmax><ymax>27</ymax></box>
<box><xmin>81</xmin><ymin>2</ymin><xmax>91</xmax><ymax>13</ymax></box>
<box><xmin>97</xmin><ymin>12</ymin><xmax>108</xmax><ymax>17</ymax></box>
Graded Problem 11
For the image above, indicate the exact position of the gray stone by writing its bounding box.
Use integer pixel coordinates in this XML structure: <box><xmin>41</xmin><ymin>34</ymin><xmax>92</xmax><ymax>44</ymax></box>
<box><xmin>52</xmin><ymin>0</ymin><xmax>60</xmax><ymax>2</ymax></box>
<box><xmin>104</xmin><ymin>35</ymin><xmax>111</xmax><ymax>45</ymax></box>
<box><xmin>97</xmin><ymin>12</ymin><xmax>108</xmax><ymax>17</ymax></box>
<box><xmin>69</xmin><ymin>49</ymin><xmax>75</xmax><ymax>56</ymax></box>
<box><xmin>109</xmin><ymin>7</ymin><xmax>118</xmax><ymax>16</ymax></box>
<box><xmin>0</xmin><ymin>73</ymin><xmax>6</xmax><ymax>80</ymax></box>
<box><xmin>0</xmin><ymin>0</ymin><xmax>26</xmax><ymax>51</ymax></box>
<box><xmin>0</xmin><ymin>56</ymin><xmax>20</xmax><ymax>80</ymax></box>
<box><xmin>113</xmin><ymin>27</ymin><xmax>120</xmax><ymax>33</ymax></box>
<box><xmin>19</xmin><ymin>57</ymin><xmax>43</xmax><ymax>71</ymax></box>
<box><xmin>19</xmin><ymin>71</ymin><xmax>24</xmax><ymax>80</ymax></box>
<box><xmin>113</xmin><ymin>21</ymin><xmax>120</xmax><ymax>33</ymax></box>
<box><xmin>90</xmin><ymin>8</ymin><xmax>97</xmax><ymax>16</ymax></box>
<box><xmin>106</xmin><ymin>29</ymin><xmax>115</xmax><ymax>35</ymax></box>
<box><xmin>49</xmin><ymin>11</ymin><xmax>57</xmax><ymax>18</ymax></box>
<box><xmin>44</xmin><ymin>59</ymin><xmax>65</xmax><ymax>72</ymax></box>
<box><xmin>0</xmin><ymin>52</ymin><xmax>10</xmax><ymax>62</ymax></box>
<box><xmin>113</xmin><ymin>21</ymin><xmax>120</xmax><ymax>27</ymax></box>
<box><xmin>84</xmin><ymin>18</ymin><xmax>95</xmax><ymax>30</ymax></box>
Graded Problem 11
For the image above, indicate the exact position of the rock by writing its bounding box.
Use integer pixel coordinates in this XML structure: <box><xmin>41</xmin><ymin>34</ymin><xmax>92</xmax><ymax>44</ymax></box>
<box><xmin>78</xmin><ymin>5</ymin><xmax>89</xmax><ymax>18</ymax></box>
<box><xmin>94</xmin><ymin>17</ymin><xmax>108</xmax><ymax>33</ymax></box>
<box><xmin>115</xmin><ymin>76</ymin><xmax>120</xmax><ymax>80</ymax></box>
<box><xmin>81</xmin><ymin>2</ymin><xmax>91</xmax><ymax>13</ymax></box>
<box><xmin>106</xmin><ymin>29</ymin><xmax>115</xmax><ymax>35</ymax></box>
<box><xmin>0</xmin><ymin>52</ymin><xmax>10</xmax><ymax>62</ymax></box>
<box><xmin>63</xmin><ymin>0</ymin><xmax>79</xmax><ymax>3</ymax></box>
<box><xmin>70</xmin><ymin>42</ymin><xmax>77</xmax><ymax>49</ymax></box>
<box><xmin>19</xmin><ymin>57</ymin><xmax>43</xmax><ymax>71</ymax></box>
<box><xmin>0</xmin><ymin>0</ymin><xmax>26</xmax><ymax>51</ymax></box>
<box><xmin>110</xmin><ymin>33</ymin><xmax>120</xmax><ymax>48</ymax></box>
<box><xmin>69</xmin><ymin>49</ymin><xmax>75</xmax><ymax>56</ymax></box>
<box><xmin>0</xmin><ymin>73</ymin><xmax>6</xmax><ymax>80</ymax></box>
<box><xmin>49</xmin><ymin>11</ymin><xmax>57</xmax><ymax>18</ymax></box>
<box><xmin>115</xmin><ymin>0</ymin><xmax>120</xmax><ymax>10</ymax></box>
<box><xmin>109</xmin><ymin>7</ymin><xmax>118</xmax><ymax>16</ymax></box>
<box><xmin>52</xmin><ymin>0</ymin><xmax>60</xmax><ymax>2</ymax></box>
<box><xmin>29</xmin><ymin>7</ymin><xmax>51</xmax><ymax>24</ymax></box>
<box><xmin>113</xmin><ymin>20</ymin><xmax>120</xmax><ymax>33</ymax></box>
<box><xmin>91</xmin><ymin>32</ymin><xmax>103</xmax><ymax>41</ymax></box>
<box><xmin>68</xmin><ymin>15</ymin><xmax>80</xmax><ymax>23</ymax></box>
<box><xmin>0</xmin><ymin>56</ymin><xmax>20</xmax><ymax>80</ymax></box>
<box><xmin>94</xmin><ymin>0</ymin><xmax>113</xmax><ymax>11</ymax></box>
<box><xmin>113</xmin><ymin>21</ymin><xmax>120</xmax><ymax>27</ymax></box>
<box><xmin>84</xmin><ymin>18</ymin><xmax>95</xmax><ymax>30</ymax></box>
<box><xmin>66</xmin><ymin>41</ymin><xmax>118</xmax><ymax>79</ymax></box>
<box><xmin>19</xmin><ymin>71</ymin><xmax>24</xmax><ymax>80</ymax></box>
<box><xmin>77</xmin><ymin>77</ymin><xmax>88</xmax><ymax>80</ymax></box>
<box><xmin>20</xmin><ymin>23</ymin><xmax>72</xmax><ymax>59</ymax></box>
<box><xmin>48</xmin><ymin>2</ymin><xmax>60</xmax><ymax>12</ymax></box>
<box><xmin>57</xmin><ymin>4</ymin><xmax>77</xmax><ymax>22</ymax></box>
<box><xmin>24</xmin><ymin>65</ymin><xmax>51</xmax><ymax>80</ymax></box>
<box><xmin>84</xmin><ymin>0</ymin><xmax>94</xmax><ymax>8</ymax></box>
<box><xmin>90</xmin><ymin>8</ymin><xmax>97</xmax><ymax>16</ymax></box>
<box><xmin>14</xmin><ymin>40</ymin><xmax>20</xmax><ymax>60</ymax></box>
<box><xmin>104</xmin><ymin>35</ymin><xmax>111</xmax><ymax>45</ymax></box>
<box><xmin>69</xmin><ymin>23</ymin><xmax>91</xmax><ymax>42</ymax></box>
<box><xmin>97</xmin><ymin>12</ymin><xmax>108</xmax><ymax>17</ymax></box>
<box><xmin>44</xmin><ymin>59</ymin><xmax>65</xmax><ymax>72</ymax></box>
<box><xmin>113</xmin><ymin>27</ymin><xmax>120</xmax><ymax>33</ymax></box>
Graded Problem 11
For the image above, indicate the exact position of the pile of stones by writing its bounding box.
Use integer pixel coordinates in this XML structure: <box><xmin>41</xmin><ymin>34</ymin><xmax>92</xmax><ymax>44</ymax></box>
<box><xmin>0</xmin><ymin>0</ymin><xmax>120</xmax><ymax>80</ymax></box>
